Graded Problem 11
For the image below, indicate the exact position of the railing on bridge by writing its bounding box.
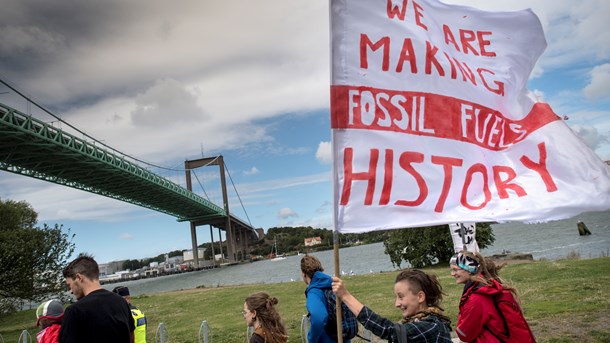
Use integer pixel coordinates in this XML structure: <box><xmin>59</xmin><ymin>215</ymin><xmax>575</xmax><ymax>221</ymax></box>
<box><xmin>0</xmin><ymin>101</ymin><xmax>226</xmax><ymax>222</ymax></box>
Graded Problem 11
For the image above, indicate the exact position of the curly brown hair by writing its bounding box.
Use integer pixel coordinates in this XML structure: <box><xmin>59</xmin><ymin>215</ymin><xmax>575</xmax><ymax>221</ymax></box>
<box><xmin>300</xmin><ymin>254</ymin><xmax>324</xmax><ymax>279</ymax></box>
<box><xmin>245</xmin><ymin>292</ymin><xmax>288</xmax><ymax>343</ymax></box>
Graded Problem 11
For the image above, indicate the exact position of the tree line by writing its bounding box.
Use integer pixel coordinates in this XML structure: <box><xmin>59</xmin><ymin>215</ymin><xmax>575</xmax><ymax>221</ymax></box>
<box><xmin>0</xmin><ymin>197</ymin><xmax>496</xmax><ymax>316</ymax></box>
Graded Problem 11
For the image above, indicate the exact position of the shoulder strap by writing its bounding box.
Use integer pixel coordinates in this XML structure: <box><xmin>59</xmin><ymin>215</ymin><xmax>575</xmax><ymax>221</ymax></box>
<box><xmin>459</xmin><ymin>282</ymin><xmax>482</xmax><ymax>307</ymax></box>
<box><xmin>393</xmin><ymin>323</ymin><xmax>408</xmax><ymax>343</ymax></box>
<box><xmin>324</xmin><ymin>288</ymin><xmax>335</xmax><ymax>312</ymax></box>
<box><xmin>492</xmin><ymin>293</ymin><xmax>510</xmax><ymax>339</ymax></box>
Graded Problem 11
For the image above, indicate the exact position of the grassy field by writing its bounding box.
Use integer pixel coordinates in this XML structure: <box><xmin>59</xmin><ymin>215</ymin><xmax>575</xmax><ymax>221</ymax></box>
<box><xmin>1</xmin><ymin>257</ymin><xmax>609</xmax><ymax>342</ymax></box>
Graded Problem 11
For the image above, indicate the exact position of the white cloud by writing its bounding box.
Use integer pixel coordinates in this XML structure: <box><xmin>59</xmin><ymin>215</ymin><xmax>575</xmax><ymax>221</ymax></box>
<box><xmin>243</xmin><ymin>166</ymin><xmax>260</xmax><ymax>176</ymax></box>
<box><xmin>120</xmin><ymin>233</ymin><xmax>134</xmax><ymax>240</ymax></box>
<box><xmin>584</xmin><ymin>64</ymin><xmax>610</xmax><ymax>100</ymax></box>
<box><xmin>236</xmin><ymin>172</ymin><xmax>330</xmax><ymax>195</ymax></box>
<box><xmin>278</xmin><ymin>208</ymin><xmax>298</xmax><ymax>219</ymax></box>
<box><xmin>316</xmin><ymin>141</ymin><xmax>332</xmax><ymax>164</ymax></box>
<box><xmin>570</xmin><ymin>125</ymin><xmax>609</xmax><ymax>151</ymax></box>
<box><xmin>315</xmin><ymin>200</ymin><xmax>332</xmax><ymax>214</ymax></box>
<box><xmin>0</xmin><ymin>2</ymin><xmax>330</xmax><ymax>166</ymax></box>
<box><xmin>131</xmin><ymin>78</ymin><xmax>208</xmax><ymax>127</ymax></box>
<box><xmin>0</xmin><ymin>173</ymin><xmax>146</xmax><ymax>223</ymax></box>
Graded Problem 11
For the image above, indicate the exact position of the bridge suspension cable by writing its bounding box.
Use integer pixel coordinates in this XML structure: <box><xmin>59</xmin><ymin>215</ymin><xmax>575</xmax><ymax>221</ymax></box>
<box><xmin>191</xmin><ymin>169</ymin><xmax>211</xmax><ymax>201</ymax></box>
<box><xmin>224</xmin><ymin>162</ymin><xmax>252</xmax><ymax>227</ymax></box>
<box><xmin>0</xmin><ymin>76</ymin><xmax>191</xmax><ymax>173</ymax></box>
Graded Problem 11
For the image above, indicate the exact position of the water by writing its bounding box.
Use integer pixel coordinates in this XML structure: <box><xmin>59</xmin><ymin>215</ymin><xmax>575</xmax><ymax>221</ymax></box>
<box><xmin>480</xmin><ymin>210</ymin><xmax>610</xmax><ymax>259</ymax></box>
<box><xmin>102</xmin><ymin>243</ymin><xmax>399</xmax><ymax>296</ymax></box>
<box><xmin>105</xmin><ymin>210</ymin><xmax>610</xmax><ymax>296</ymax></box>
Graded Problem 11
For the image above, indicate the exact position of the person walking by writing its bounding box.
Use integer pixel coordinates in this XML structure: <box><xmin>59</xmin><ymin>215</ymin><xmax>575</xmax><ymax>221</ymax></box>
<box><xmin>35</xmin><ymin>299</ymin><xmax>64</xmax><ymax>343</ymax></box>
<box><xmin>300</xmin><ymin>254</ymin><xmax>340</xmax><ymax>343</ymax></box>
<box><xmin>113</xmin><ymin>286</ymin><xmax>147</xmax><ymax>343</ymax></box>
<box><xmin>332</xmin><ymin>269</ymin><xmax>453</xmax><ymax>343</ymax></box>
<box><xmin>450</xmin><ymin>251</ymin><xmax>536</xmax><ymax>343</ymax></box>
<box><xmin>243</xmin><ymin>292</ymin><xmax>288</xmax><ymax>343</ymax></box>
<box><xmin>59</xmin><ymin>254</ymin><xmax>135</xmax><ymax>343</ymax></box>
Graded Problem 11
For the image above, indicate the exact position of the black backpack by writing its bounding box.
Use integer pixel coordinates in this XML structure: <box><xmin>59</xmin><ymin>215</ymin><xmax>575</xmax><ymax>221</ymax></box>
<box><xmin>323</xmin><ymin>289</ymin><xmax>358</xmax><ymax>341</ymax></box>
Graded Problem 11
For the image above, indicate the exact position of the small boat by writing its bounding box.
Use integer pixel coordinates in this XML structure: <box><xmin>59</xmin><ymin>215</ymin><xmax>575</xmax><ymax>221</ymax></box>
<box><xmin>269</xmin><ymin>237</ymin><xmax>286</xmax><ymax>261</ymax></box>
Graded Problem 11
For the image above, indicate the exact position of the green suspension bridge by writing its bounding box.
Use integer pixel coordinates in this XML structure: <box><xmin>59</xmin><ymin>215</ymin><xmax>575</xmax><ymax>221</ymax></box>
<box><xmin>0</xmin><ymin>100</ymin><xmax>258</xmax><ymax>265</ymax></box>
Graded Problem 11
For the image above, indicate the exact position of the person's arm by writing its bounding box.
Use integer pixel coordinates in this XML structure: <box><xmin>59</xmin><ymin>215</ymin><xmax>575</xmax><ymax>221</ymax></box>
<box><xmin>306</xmin><ymin>288</ymin><xmax>329</xmax><ymax>343</ymax></box>
<box><xmin>331</xmin><ymin>276</ymin><xmax>364</xmax><ymax>316</ymax></box>
<box><xmin>129</xmin><ymin>331</ymin><xmax>134</xmax><ymax>343</ymax></box>
<box><xmin>333</xmin><ymin>277</ymin><xmax>400</xmax><ymax>341</ymax></box>
<box><xmin>456</xmin><ymin>294</ymin><xmax>486</xmax><ymax>342</ymax></box>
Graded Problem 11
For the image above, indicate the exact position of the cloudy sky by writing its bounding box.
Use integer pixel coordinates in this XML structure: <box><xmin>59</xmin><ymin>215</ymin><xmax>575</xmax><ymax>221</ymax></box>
<box><xmin>1</xmin><ymin>0</ymin><xmax>609</xmax><ymax>263</ymax></box>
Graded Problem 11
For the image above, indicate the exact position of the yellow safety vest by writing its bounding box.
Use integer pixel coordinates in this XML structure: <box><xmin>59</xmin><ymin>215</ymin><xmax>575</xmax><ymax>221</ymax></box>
<box><xmin>131</xmin><ymin>307</ymin><xmax>147</xmax><ymax>343</ymax></box>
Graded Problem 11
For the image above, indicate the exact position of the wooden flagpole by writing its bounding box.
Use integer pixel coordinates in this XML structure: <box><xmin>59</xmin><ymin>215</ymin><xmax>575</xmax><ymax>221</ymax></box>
<box><xmin>333</xmin><ymin>230</ymin><xmax>344</xmax><ymax>343</ymax></box>
<box><xmin>329</xmin><ymin>0</ymin><xmax>343</xmax><ymax>341</ymax></box>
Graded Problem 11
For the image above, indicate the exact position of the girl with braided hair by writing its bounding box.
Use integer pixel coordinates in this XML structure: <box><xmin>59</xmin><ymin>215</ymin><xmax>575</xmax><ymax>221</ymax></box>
<box><xmin>243</xmin><ymin>292</ymin><xmax>289</xmax><ymax>343</ymax></box>
<box><xmin>450</xmin><ymin>251</ymin><xmax>535</xmax><ymax>343</ymax></box>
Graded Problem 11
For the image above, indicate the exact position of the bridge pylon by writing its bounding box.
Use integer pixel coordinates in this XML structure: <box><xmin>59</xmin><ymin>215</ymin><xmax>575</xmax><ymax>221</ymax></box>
<box><xmin>185</xmin><ymin>156</ymin><xmax>238</xmax><ymax>266</ymax></box>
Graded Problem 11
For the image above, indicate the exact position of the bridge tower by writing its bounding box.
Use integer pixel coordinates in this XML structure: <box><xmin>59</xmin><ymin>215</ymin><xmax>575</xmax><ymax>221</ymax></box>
<box><xmin>184</xmin><ymin>156</ymin><xmax>238</xmax><ymax>266</ymax></box>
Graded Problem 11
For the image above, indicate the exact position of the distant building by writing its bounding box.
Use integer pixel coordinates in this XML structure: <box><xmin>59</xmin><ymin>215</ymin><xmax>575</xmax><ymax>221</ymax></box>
<box><xmin>168</xmin><ymin>256</ymin><xmax>184</xmax><ymax>266</ymax></box>
<box><xmin>99</xmin><ymin>260</ymin><xmax>126</xmax><ymax>277</ymax></box>
<box><xmin>255</xmin><ymin>228</ymin><xmax>265</xmax><ymax>240</ymax></box>
<box><xmin>304</xmin><ymin>237</ymin><xmax>322</xmax><ymax>247</ymax></box>
<box><xmin>183</xmin><ymin>248</ymin><xmax>206</xmax><ymax>262</ymax></box>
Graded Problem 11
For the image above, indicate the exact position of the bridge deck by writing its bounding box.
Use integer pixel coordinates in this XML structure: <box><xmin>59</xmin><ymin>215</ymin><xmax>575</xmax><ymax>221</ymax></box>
<box><xmin>0</xmin><ymin>102</ymin><xmax>252</xmax><ymax>232</ymax></box>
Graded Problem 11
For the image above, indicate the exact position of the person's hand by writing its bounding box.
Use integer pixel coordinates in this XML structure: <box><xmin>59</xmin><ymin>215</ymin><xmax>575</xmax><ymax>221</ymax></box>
<box><xmin>332</xmin><ymin>276</ymin><xmax>348</xmax><ymax>299</ymax></box>
<box><xmin>332</xmin><ymin>276</ymin><xmax>364</xmax><ymax>316</ymax></box>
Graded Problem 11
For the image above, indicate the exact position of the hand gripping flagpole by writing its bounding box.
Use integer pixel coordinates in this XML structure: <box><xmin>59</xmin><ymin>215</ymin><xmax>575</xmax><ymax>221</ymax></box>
<box><xmin>333</xmin><ymin>230</ymin><xmax>344</xmax><ymax>343</ymax></box>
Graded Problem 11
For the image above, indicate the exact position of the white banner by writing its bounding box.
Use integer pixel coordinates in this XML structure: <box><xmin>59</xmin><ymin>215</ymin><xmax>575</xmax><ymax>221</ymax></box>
<box><xmin>449</xmin><ymin>223</ymin><xmax>479</xmax><ymax>253</ymax></box>
<box><xmin>331</xmin><ymin>0</ymin><xmax>610</xmax><ymax>233</ymax></box>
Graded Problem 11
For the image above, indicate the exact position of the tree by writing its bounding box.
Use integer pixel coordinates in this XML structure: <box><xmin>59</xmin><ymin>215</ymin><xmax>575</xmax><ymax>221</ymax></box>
<box><xmin>383</xmin><ymin>223</ymin><xmax>495</xmax><ymax>268</ymax></box>
<box><xmin>0</xmin><ymin>199</ymin><xmax>75</xmax><ymax>315</ymax></box>
<box><xmin>122</xmin><ymin>259</ymin><xmax>145</xmax><ymax>271</ymax></box>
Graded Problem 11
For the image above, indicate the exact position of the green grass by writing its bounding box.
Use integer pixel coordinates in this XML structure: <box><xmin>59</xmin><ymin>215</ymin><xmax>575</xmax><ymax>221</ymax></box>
<box><xmin>1</xmin><ymin>257</ymin><xmax>609</xmax><ymax>342</ymax></box>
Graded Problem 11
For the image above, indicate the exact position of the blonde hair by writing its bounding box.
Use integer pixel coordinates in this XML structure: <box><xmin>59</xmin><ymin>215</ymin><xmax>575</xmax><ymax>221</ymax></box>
<box><xmin>461</xmin><ymin>251</ymin><xmax>517</xmax><ymax>297</ymax></box>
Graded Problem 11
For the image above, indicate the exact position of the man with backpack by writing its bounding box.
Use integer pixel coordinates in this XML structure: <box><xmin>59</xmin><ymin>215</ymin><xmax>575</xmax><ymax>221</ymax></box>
<box><xmin>301</xmin><ymin>254</ymin><xmax>356</xmax><ymax>343</ymax></box>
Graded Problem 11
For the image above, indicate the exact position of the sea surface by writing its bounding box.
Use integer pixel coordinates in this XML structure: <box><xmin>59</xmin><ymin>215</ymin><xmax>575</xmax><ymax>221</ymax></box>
<box><xmin>104</xmin><ymin>210</ymin><xmax>609</xmax><ymax>296</ymax></box>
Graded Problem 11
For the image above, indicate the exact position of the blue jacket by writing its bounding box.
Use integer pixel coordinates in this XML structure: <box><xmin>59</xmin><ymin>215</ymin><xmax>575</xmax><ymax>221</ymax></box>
<box><xmin>305</xmin><ymin>271</ymin><xmax>337</xmax><ymax>343</ymax></box>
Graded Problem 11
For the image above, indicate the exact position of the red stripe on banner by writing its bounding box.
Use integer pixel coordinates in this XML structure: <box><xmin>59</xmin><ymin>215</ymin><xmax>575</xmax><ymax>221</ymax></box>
<box><xmin>330</xmin><ymin>85</ymin><xmax>560</xmax><ymax>151</ymax></box>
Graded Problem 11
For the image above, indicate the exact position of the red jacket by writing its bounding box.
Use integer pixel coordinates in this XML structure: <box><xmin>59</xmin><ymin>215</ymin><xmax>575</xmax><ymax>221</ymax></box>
<box><xmin>456</xmin><ymin>280</ymin><xmax>508</xmax><ymax>343</ymax></box>
<box><xmin>37</xmin><ymin>323</ymin><xmax>61</xmax><ymax>343</ymax></box>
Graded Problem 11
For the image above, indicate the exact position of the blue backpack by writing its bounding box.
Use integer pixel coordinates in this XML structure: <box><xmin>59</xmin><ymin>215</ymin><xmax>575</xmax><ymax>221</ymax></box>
<box><xmin>323</xmin><ymin>289</ymin><xmax>358</xmax><ymax>341</ymax></box>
